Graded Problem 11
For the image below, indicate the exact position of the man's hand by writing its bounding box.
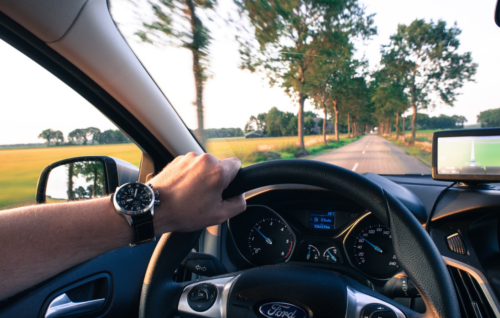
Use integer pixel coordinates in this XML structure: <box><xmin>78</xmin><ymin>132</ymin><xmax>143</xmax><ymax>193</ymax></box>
<box><xmin>150</xmin><ymin>152</ymin><xmax>246</xmax><ymax>233</ymax></box>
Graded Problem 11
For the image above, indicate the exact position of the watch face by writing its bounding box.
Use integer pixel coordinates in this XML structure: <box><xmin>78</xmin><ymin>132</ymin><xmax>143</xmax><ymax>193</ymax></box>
<box><xmin>116</xmin><ymin>183</ymin><xmax>153</xmax><ymax>213</ymax></box>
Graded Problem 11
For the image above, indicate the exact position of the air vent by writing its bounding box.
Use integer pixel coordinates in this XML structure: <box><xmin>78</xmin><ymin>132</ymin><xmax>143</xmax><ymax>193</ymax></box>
<box><xmin>448</xmin><ymin>266</ymin><xmax>495</xmax><ymax>318</ymax></box>
<box><xmin>447</xmin><ymin>233</ymin><xmax>467</xmax><ymax>255</ymax></box>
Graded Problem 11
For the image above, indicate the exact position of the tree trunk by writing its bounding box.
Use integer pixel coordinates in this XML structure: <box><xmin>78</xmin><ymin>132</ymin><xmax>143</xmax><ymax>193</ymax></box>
<box><xmin>402</xmin><ymin>116</ymin><xmax>406</xmax><ymax>142</ymax></box>
<box><xmin>411</xmin><ymin>78</ymin><xmax>417</xmax><ymax>142</ymax></box>
<box><xmin>298</xmin><ymin>92</ymin><xmax>307</xmax><ymax>154</ymax></box>
<box><xmin>322</xmin><ymin>103</ymin><xmax>327</xmax><ymax>146</ymax></box>
<box><xmin>333</xmin><ymin>99</ymin><xmax>339</xmax><ymax>142</ymax></box>
<box><xmin>347</xmin><ymin>113</ymin><xmax>351</xmax><ymax>138</ymax></box>
<box><xmin>386</xmin><ymin>117</ymin><xmax>391</xmax><ymax>136</ymax></box>
<box><xmin>93</xmin><ymin>167</ymin><xmax>97</xmax><ymax>198</ymax></box>
<box><xmin>395</xmin><ymin>112</ymin><xmax>400</xmax><ymax>140</ymax></box>
<box><xmin>67</xmin><ymin>163</ymin><xmax>74</xmax><ymax>201</ymax></box>
<box><xmin>187</xmin><ymin>0</ymin><xmax>205</xmax><ymax>147</ymax></box>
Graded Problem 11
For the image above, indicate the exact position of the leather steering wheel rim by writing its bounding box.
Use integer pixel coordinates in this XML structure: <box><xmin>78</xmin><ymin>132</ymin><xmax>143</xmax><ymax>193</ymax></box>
<box><xmin>139</xmin><ymin>160</ymin><xmax>460</xmax><ymax>318</ymax></box>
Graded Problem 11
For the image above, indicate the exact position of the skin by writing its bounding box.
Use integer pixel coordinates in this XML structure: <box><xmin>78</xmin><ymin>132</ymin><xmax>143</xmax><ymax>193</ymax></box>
<box><xmin>0</xmin><ymin>152</ymin><xmax>245</xmax><ymax>300</ymax></box>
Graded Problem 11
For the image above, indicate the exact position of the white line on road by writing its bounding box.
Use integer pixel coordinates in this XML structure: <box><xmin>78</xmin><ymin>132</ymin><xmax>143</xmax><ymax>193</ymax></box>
<box><xmin>362</xmin><ymin>150</ymin><xmax>365</xmax><ymax>154</ymax></box>
<box><xmin>352</xmin><ymin>163</ymin><xmax>359</xmax><ymax>171</ymax></box>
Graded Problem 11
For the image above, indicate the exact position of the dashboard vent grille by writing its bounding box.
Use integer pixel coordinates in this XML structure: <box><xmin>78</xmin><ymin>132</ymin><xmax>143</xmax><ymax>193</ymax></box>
<box><xmin>447</xmin><ymin>233</ymin><xmax>467</xmax><ymax>255</ymax></box>
<box><xmin>448</xmin><ymin>266</ymin><xmax>495</xmax><ymax>318</ymax></box>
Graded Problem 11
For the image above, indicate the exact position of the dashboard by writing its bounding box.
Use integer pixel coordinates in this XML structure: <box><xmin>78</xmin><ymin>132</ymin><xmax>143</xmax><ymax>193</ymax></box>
<box><xmin>228</xmin><ymin>204</ymin><xmax>400</xmax><ymax>280</ymax></box>
<box><xmin>219</xmin><ymin>180</ymin><xmax>500</xmax><ymax>316</ymax></box>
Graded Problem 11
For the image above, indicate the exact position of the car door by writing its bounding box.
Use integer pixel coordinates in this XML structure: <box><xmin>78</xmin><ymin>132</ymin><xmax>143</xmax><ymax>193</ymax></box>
<box><xmin>0</xmin><ymin>12</ymin><xmax>172</xmax><ymax>317</ymax></box>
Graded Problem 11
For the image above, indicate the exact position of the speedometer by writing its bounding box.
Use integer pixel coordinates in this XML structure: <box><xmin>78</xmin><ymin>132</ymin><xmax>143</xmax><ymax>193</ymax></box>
<box><xmin>248</xmin><ymin>218</ymin><xmax>295</xmax><ymax>264</ymax></box>
<box><xmin>352</xmin><ymin>223</ymin><xmax>399</xmax><ymax>277</ymax></box>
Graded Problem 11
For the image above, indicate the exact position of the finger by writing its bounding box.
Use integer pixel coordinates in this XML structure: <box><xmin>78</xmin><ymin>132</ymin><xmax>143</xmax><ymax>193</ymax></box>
<box><xmin>219</xmin><ymin>157</ymin><xmax>242</xmax><ymax>189</ymax></box>
<box><xmin>219</xmin><ymin>194</ymin><xmax>246</xmax><ymax>221</ymax></box>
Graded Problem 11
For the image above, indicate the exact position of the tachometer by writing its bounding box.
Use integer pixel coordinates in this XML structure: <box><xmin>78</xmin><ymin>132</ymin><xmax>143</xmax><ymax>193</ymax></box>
<box><xmin>248</xmin><ymin>218</ymin><xmax>295</xmax><ymax>264</ymax></box>
<box><xmin>352</xmin><ymin>223</ymin><xmax>398</xmax><ymax>277</ymax></box>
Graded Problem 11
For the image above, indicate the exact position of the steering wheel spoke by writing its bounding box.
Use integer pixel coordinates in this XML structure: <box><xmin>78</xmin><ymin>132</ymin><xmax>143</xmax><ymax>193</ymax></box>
<box><xmin>177</xmin><ymin>266</ymin><xmax>407</xmax><ymax>318</ymax></box>
<box><xmin>178</xmin><ymin>276</ymin><xmax>238</xmax><ymax>318</ymax></box>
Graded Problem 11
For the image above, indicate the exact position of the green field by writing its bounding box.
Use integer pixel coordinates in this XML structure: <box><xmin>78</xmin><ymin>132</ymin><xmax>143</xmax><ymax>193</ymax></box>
<box><xmin>0</xmin><ymin>134</ymin><xmax>354</xmax><ymax>210</ymax></box>
<box><xmin>0</xmin><ymin>144</ymin><xmax>142</xmax><ymax>210</ymax></box>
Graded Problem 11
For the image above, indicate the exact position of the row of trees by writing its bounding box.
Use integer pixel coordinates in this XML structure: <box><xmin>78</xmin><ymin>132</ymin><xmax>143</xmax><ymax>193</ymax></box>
<box><xmin>136</xmin><ymin>0</ymin><xmax>477</xmax><ymax>152</ymax></box>
<box><xmin>245</xmin><ymin>107</ymin><xmax>321</xmax><ymax>137</ymax></box>
<box><xmin>38</xmin><ymin>128</ymin><xmax>130</xmax><ymax>146</ymax></box>
<box><xmin>204</xmin><ymin>128</ymin><xmax>244</xmax><ymax>139</ymax></box>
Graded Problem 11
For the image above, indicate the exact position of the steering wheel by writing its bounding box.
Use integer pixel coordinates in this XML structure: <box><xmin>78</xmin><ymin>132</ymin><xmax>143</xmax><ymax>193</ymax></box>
<box><xmin>138</xmin><ymin>160</ymin><xmax>460</xmax><ymax>318</ymax></box>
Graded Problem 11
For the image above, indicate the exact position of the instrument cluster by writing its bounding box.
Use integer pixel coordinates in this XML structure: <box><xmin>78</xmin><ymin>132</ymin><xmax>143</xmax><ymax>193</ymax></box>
<box><xmin>227</xmin><ymin>204</ymin><xmax>401</xmax><ymax>280</ymax></box>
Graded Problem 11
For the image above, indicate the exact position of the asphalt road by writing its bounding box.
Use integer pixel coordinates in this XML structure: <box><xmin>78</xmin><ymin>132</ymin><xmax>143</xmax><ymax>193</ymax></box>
<box><xmin>314</xmin><ymin>134</ymin><xmax>431</xmax><ymax>175</ymax></box>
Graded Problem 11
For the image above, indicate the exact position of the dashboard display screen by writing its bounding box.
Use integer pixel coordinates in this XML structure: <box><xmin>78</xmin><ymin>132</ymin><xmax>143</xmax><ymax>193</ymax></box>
<box><xmin>437</xmin><ymin>135</ymin><xmax>500</xmax><ymax>175</ymax></box>
<box><xmin>309</xmin><ymin>211</ymin><xmax>335</xmax><ymax>230</ymax></box>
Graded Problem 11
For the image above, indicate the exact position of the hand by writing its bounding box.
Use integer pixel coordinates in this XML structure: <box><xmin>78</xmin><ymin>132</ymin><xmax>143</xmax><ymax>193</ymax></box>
<box><xmin>149</xmin><ymin>152</ymin><xmax>246</xmax><ymax>233</ymax></box>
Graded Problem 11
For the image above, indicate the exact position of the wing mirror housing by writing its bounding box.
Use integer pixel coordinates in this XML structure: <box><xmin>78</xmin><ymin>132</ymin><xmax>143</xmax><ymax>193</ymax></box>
<box><xmin>36</xmin><ymin>156</ymin><xmax>139</xmax><ymax>204</ymax></box>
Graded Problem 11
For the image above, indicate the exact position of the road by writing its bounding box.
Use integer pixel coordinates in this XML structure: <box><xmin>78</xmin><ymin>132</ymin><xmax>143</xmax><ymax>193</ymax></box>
<box><xmin>314</xmin><ymin>135</ymin><xmax>430</xmax><ymax>175</ymax></box>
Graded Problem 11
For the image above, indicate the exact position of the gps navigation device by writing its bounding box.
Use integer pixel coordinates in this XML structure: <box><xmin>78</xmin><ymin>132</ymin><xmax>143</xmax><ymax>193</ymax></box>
<box><xmin>432</xmin><ymin>128</ymin><xmax>500</xmax><ymax>182</ymax></box>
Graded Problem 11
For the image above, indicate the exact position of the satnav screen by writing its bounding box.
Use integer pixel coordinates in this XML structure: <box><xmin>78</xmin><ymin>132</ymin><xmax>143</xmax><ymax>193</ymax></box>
<box><xmin>438</xmin><ymin>136</ymin><xmax>500</xmax><ymax>175</ymax></box>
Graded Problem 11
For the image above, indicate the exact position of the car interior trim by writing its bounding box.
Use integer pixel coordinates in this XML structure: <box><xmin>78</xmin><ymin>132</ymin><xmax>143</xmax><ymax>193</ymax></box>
<box><xmin>443</xmin><ymin>256</ymin><xmax>500</xmax><ymax>316</ymax></box>
<box><xmin>345</xmin><ymin>285</ymin><xmax>406</xmax><ymax>318</ymax></box>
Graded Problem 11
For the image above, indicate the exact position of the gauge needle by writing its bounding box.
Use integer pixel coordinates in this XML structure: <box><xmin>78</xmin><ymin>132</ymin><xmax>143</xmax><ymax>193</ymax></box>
<box><xmin>327</xmin><ymin>250</ymin><xmax>337</xmax><ymax>262</ymax></box>
<box><xmin>307</xmin><ymin>248</ymin><xmax>311</xmax><ymax>260</ymax></box>
<box><xmin>134</xmin><ymin>189</ymin><xmax>138</xmax><ymax>198</ymax></box>
<box><xmin>360</xmin><ymin>237</ymin><xmax>383</xmax><ymax>253</ymax></box>
<box><xmin>254</xmin><ymin>227</ymin><xmax>273</xmax><ymax>245</ymax></box>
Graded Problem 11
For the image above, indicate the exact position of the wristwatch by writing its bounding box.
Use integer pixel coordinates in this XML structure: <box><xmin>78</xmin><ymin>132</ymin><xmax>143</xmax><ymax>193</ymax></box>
<box><xmin>111</xmin><ymin>182</ymin><xmax>160</xmax><ymax>246</ymax></box>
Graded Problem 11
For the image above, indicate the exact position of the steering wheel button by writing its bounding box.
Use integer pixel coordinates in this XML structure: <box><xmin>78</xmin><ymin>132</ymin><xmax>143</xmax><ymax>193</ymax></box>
<box><xmin>196</xmin><ymin>288</ymin><xmax>209</xmax><ymax>301</ymax></box>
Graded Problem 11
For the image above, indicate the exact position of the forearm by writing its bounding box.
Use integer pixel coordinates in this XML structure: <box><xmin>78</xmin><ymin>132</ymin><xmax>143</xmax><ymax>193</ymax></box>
<box><xmin>0</xmin><ymin>197</ymin><xmax>132</xmax><ymax>300</ymax></box>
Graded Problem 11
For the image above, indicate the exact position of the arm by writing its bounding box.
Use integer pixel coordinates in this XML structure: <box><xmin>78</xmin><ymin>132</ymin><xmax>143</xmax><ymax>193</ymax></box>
<box><xmin>0</xmin><ymin>153</ymin><xmax>245</xmax><ymax>300</ymax></box>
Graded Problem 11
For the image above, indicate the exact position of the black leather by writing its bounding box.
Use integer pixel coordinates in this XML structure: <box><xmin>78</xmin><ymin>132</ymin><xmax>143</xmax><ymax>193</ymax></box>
<box><xmin>140</xmin><ymin>160</ymin><xmax>460</xmax><ymax>318</ymax></box>
<box><xmin>139</xmin><ymin>231</ymin><xmax>202</xmax><ymax>318</ymax></box>
<box><xmin>131</xmin><ymin>212</ymin><xmax>155</xmax><ymax>245</ymax></box>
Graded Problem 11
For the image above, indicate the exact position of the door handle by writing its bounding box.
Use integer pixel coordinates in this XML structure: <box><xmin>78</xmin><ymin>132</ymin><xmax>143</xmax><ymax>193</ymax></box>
<box><xmin>45</xmin><ymin>293</ymin><xmax>105</xmax><ymax>318</ymax></box>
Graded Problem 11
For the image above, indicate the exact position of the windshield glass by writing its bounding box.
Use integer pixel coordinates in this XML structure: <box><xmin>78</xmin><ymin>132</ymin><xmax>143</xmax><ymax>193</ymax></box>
<box><xmin>111</xmin><ymin>0</ymin><xmax>499</xmax><ymax>174</ymax></box>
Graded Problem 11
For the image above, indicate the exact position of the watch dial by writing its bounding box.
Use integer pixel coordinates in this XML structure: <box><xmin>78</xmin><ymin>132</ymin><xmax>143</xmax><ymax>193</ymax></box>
<box><xmin>116</xmin><ymin>183</ymin><xmax>153</xmax><ymax>212</ymax></box>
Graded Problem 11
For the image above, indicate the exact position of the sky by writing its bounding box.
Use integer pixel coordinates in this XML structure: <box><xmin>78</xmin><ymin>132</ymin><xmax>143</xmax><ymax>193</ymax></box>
<box><xmin>0</xmin><ymin>0</ymin><xmax>499</xmax><ymax>145</ymax></box>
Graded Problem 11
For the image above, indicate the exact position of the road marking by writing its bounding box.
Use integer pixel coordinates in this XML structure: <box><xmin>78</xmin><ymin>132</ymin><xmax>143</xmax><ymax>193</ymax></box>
<box><xmin>352</xmin><ymin>163</ymin><xmax>359</xmax><ymax>171</ymax></box>
<box><xmin>362</xmin><ymin>150</ymin><xmax>365</xmax><ymax>154</ymax></box>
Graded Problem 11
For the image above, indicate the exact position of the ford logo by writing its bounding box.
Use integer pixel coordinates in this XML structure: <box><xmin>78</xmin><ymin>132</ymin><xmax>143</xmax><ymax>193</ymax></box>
<box><xmin>259</xmin><ymin>302</ymin><xmax>308</xmax><ymax>318</ymax></box>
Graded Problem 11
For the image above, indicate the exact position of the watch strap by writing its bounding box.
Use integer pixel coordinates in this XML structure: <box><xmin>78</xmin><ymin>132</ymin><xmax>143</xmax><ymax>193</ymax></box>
<box><xmin>131</xmin><ymin>212</ymin><xmax>155</xmax><ymax>246</ymax></box>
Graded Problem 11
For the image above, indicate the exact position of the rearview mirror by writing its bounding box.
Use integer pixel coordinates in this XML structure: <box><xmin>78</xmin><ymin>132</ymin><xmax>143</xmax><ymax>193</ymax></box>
<box><xmin>36</xmin><ymin>156</ymin><xmax>139</xmax><ymax>204</ymax></box>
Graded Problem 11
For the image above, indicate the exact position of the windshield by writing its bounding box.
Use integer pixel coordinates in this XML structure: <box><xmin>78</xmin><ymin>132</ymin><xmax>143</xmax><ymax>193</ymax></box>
<box><xmin>111</xmin><ymin>0</ymin><xmax>498</xmax><ymax>174</ymax></box>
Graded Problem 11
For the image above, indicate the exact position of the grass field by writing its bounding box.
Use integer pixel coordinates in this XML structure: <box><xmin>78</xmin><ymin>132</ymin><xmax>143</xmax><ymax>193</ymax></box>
<box><xmin>0</xmin><ymin>134</ymin><xmax>355</xmax><ymax>210</ymax></box>
<box><xmin>206</xmin><ymin>134</ymin><xmax>350</xmax><ymax>161</ymax></box>
<box><xmin>0</xmin><ymin>144</ymin><xmax>142</xmax><ymax>210</ymax></box>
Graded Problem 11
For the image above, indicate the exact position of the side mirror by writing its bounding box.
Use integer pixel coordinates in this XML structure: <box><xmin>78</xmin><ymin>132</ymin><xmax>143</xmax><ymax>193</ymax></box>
<box><xmin>36</xmin><ymin>156</ymin><xmax>139</xmax><ymax>204</ymax></box>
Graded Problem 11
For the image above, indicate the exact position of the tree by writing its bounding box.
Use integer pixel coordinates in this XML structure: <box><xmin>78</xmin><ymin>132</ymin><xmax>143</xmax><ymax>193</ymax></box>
<box><xmin>382</xmin><ymin>19</ymin><xmax>477</xmax><ymax>141</ymax></box>
<box><xmin>38</xmin><ymin>129</ymin><xmax>54</xmax><ymax>146</ymax></box>
<box><xmin>85</xmin><ymin>127</ymin><xmax>101</xmax><ymax>145</ymax></box>
<box><xmin>53</xmin><ymin>130</ymin><xmax>65</xmax><ymax>145</ymax></box>
<box><xmin>74</xmin><ymin>161</ymin><xmax>105</xmax><ymax>198</ymax></box>
<box><xmin>136</xmin><ymin>0</ymin><xmax>216</xmax><ymax>147</ymax></box>
<box><xmin>68</xmin><ymin>129</ymin><xmax>87</xmax><ymax>145</ymax></box>
<box><xmin>236</xmin><ymin>0</ymin><xmax>375</xmax><ymax>154</ymax></box>
<box><xmin>452</xmin><ymin>115</ymin><xmax>467</xmax><ymax>128</ymax></box>
<box><xmin>478</xmin><ymin>108</ymin><xmax>500</xmax><ymax>127</ymax></box>
<box><xmin>371</xmin><ymin>70</ymin><xmax>409</xmax><ymax>139</ymax></box>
